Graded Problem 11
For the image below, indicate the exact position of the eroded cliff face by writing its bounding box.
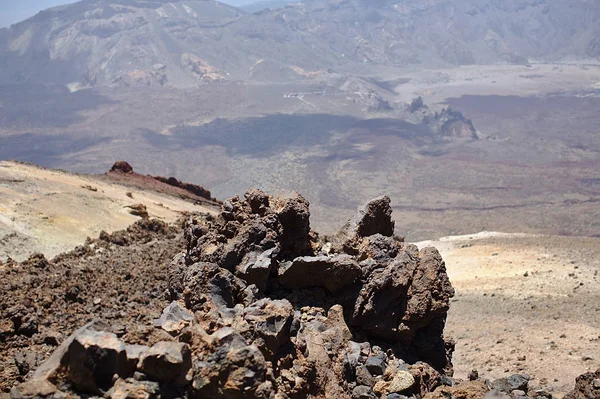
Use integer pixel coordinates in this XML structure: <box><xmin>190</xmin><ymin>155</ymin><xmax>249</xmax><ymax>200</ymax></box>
<box><xmin>10</xmin><ymin>190</ymin><xmax>455</xmax><ymax>398</ymax></box>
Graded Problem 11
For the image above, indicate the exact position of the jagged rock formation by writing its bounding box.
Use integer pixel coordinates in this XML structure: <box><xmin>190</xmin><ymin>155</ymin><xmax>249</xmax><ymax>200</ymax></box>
<box><xmin>6</xmin><ymin>189</ymin><xmax>598</xmax><ymax>398</ymax></box>
<box><xmin>425</xmin><ymin>108</ymin><xmax>479</xmax><ymax>140</ymax></box>
<box><xmin>11</xmin><ymin>190</ymin><xmax>455</xmax><ymax>398</ymax></box>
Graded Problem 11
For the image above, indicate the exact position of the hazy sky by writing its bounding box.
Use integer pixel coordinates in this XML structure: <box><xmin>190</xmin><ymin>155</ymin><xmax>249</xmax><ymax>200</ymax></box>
<box><xmin>0</xmin><ymin>0</ymin><xmax>262</xmax><ymax>28</ymax></box>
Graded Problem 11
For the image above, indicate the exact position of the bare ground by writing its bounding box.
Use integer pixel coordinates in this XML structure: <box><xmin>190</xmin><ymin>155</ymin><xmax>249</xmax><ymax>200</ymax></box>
<box><xmin>416</xmin><ymin>233</ymin><xmax>600</xmax><ymax>393</ymax></box>
<box><xmin>0</xmin><ymin>161</ymin><xmax>218</xmax><ymax>261</ymax></box>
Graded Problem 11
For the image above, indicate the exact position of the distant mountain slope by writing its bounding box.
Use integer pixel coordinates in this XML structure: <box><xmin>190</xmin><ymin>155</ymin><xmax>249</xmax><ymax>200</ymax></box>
<box><xmin>0</xmin><ymin>0</ymin><xmax>598</xmax><ymax>87</ymax></box>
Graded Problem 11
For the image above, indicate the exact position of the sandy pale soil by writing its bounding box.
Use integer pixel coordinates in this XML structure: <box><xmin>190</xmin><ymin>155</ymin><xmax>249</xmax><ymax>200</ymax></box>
<box><xmin>0</xmin><ymin>161</ymin><xmax>218</xmax><ymax>261</ymax></box>
<box><xmin>416</xmin><ymin>233</ymin><xmax>600</xmax><ymax>393</ymax></box>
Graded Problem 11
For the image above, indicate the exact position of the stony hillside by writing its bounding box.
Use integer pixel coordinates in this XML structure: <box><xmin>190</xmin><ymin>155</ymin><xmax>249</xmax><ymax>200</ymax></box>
<box><xmin>0</xmin><ymin>0</ymin><xmax>598</xmax><ymax>87</ymax></box>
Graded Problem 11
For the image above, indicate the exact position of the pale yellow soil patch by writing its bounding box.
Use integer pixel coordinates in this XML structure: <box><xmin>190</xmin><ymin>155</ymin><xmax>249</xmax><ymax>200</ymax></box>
<box><xmin>0</xmin><ymin>161</ymin><xmax>218</xmax><ymax>261</ymax></box>
<box><xmin>415</xmin><ymin>233</ymin><xmax>600</xmax><ymax>392</ymax></box>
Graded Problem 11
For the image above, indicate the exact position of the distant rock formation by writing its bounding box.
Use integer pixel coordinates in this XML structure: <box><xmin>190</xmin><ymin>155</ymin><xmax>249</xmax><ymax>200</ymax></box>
<box><xmin>109</xmin><ymin>161</ymin><xmax>134</xmax><ymax>174</ymax></box>
<box><xmin>426</xmin><ymin>108</ymin><xmax>479</xmax><ymax>140</ymax></box>
<box><xmin>107</xmin><ymin>161</ymin><xmax>218</xmax><ymax>203</ymax></box>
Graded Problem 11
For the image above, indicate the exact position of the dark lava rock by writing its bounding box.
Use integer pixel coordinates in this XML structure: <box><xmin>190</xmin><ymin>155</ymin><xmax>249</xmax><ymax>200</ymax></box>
<box><xmin>356</xmin><ymin>365</ymin><xmax>375</xmax><ymax>387</ymax></box>
<box><xmin>353</xmin><ymin>385</ymin><xmax>378</xmax><ymax>399</ymax></box>
<box><xmin>153</xmin><ymin>301</ymin><xmax>196</xmax><ymax>334</ymax></box>
<box><xmin>565</xmin><ymin>369</ymin><xmax>600</xmax><ymax>399</ymax></box>
<box><xmin>492</xmin><ymin>374</ymin><xmax>529</xmax><ymax>393</ymax></box>
<box><xmin>110</xmin><ymin>161</ymin><xmax>134</xmax><ymax>174</ymax></box>
<box><xmin>365</xmin><ymin>353</ymin><xmax>387</xmax><ymax>376</ymax></box>
<box><xmin>66</xmin><ymin>329</ymin><xmax>130</xmax><ymax>392</ymax></box>
<box><xmin>14</xmin><ymin>190</ymin><xmax>458</xmax><ymax>399</ymax></box>
<box><xmin>137</xmin><ymin>342</ymin><xmax>192</xmax><ymax>387</ymax></box>
<box><xmin>278</xmin><ymin>254</ymin><xmax>361</xmax><ymax>292</ymax></box>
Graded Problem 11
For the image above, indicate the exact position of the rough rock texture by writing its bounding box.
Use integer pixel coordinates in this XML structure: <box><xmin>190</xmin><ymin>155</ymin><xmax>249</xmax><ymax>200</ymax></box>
<box><xmin>12</xmin><ymin>190</ymin><xmax>457</xmax><ymax>398</ymax></box>
<box><xmin>565</xmin><ymin>369</ymin><xmax>600</xmax><ymax>399</ymax></box>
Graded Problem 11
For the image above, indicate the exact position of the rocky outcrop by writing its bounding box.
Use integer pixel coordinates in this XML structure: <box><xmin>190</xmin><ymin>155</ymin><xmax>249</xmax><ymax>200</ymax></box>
<box><xmin>152</xmin><ymin>175</ymin><xmax>216</xmax><ymax>202</ymax></box>
<box><xmin>565</xmin><ymin>369</ymin><xmax>600</xmax><ymax>399</ymax></box>
<box><xmin>107</xmin><ymin>161</ymin><xmax>218</xmax><ymax>203</ymax></box>
<box><xmin>13</xmin><ymin>189</ymin><xmax>455</xmax><ymax>399</ymax></box>
<box><xmin>424</xmin><ymin>108</ymin><xmax>479</xmax><ymax>140</ymax></box>
<box><xmin>110</xmin><ymin>161</ymin><xmax>134</xmax><ymax>174</ymax></box>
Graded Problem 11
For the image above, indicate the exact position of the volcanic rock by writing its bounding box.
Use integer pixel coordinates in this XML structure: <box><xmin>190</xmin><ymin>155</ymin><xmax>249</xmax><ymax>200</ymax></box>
<box><xmin>278</xmin><ymin>254</ymin><xmax>361</xmax><ymax>292</ymax></box>
<box><xmin>153</xmin><ymin>301</ymin><xmax>196</xmax><ymax>334</ymax></box>
<box><xmin>492</xmin><ymin>374</ymin><xmax>529</xmax><ymax>394</ymax></box>
<box><xmin>565</xmin><ymin>369</ymin><xmax>600</xmax><ymax>399</ymax></box>
<box><xmin>14</xmin><ymin>189</ymin><xmax>458</xmax><ymax>399</ymax></box>
<box><xmin>111</xmin><ymin>161</ymin><xmax>134</xmax><ymax>174</ymax></box>
<box><xmin>137</xmin><ymin>342</ymin><xmax>192</xmax><ymax>387</ymax></box>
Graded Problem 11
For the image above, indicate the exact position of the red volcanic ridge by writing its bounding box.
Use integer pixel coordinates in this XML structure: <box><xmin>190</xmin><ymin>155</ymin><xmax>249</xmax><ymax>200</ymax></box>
<box><xmin>107</xmin><ymin>161</ymin><xmax>219</xmax><ymax>203</ymax></box>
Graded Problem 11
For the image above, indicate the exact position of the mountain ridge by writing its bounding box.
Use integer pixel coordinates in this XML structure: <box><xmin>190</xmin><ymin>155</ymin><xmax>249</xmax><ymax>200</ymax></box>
<box><xmin>0</xmin><ymin>0</ymin><xmax>598</xmax><ymax>88</ymax></box>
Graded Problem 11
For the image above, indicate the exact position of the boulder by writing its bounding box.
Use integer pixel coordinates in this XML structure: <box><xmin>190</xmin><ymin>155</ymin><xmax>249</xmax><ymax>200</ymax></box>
<box><xmin>353</xmin><ymin>385</ymin><xmax>378</xmax><ymax>399</ymax></box>
<box><xmin>278</xmin><ymin>254</ymin><xmax>361</xmax><ymax>292</ymax></box>
<box><xmin>66</xmin><ymin>329</ymin><xmax>129</xmax><ymax>392</ymax></box>
<box><xmin>192</xmin><ymin>335</ymin><xmax>267</xmax><ymax>398</ymax></box>
<box><xmin>235</xmin><ymin>248</ymin><xmax>276</xmax><ymax>292</ymax></box>
<box><xmin>365</xmin><ymin>353</ymin><xmax>387</xmax><ymax>376</ymax></box>
<box><xmin>335</xmin><ymin>196</ymin><xmax>395</xmax><ymax>254</ymax></box>
<box><xmin>565</xmin><ymin>369</ymin><xmax>600</xmax><ymax>399</ymax></box>
<box><xmin>153</xmin><ymin>301</ymin><xmax>196</xmax><ymax>334</ymax></box>
<box><xmin>492</xmin><ymin>374</ymin><xmax>529</xmax><ymax>394</ymax></box>
<box><xmin>356</xmin><ymin>365</ymin><xmax>375</xmax><ymax>387</ymax></box>
<box><xmin>234</xmin><ymin>298</ymin><xmax>294</xmax><ymax>359</ymax></box>
<box><xmin>110</xmin><ymin>161</ymin><xmax>134</xmax><ymax>174</ymax></box>
<box><xmin>137</xmin><ymin>342</ymin><xmax>192</xmax><ymax>387</ymax></box>
<box><xmin>107</xmin><ymin>378</ymin><xmax>160</xmax><ymax>399</ymax></box>
<box><xmin>373</xmin><ymin>370</ymin><xmax>415</xmax><ymax>396</ymax></box>
<box><xmin>169</xmin><ymin>261</ymin><xmax>250</xmax><ymax>313</ymax></box>
<box><xmin>271</xmin><ymin>191</ymin><xmax>312</xmax><ymax>255</ymax></box>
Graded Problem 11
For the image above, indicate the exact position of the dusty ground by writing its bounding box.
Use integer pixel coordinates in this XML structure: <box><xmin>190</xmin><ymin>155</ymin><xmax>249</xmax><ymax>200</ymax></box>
<box><xmin>416</xmin><ymin>233</ymin><xmax>600</xmax><ymax>393</ymax></box>
<box><xmin>0</xmin><ymin>218</ymin><xmax>186</xmax><ymax>393</ymax></box>
<box><xmin>0</xmin><ymin>161</ymin><xmax>218</xmax><ymax>261</ymax></box>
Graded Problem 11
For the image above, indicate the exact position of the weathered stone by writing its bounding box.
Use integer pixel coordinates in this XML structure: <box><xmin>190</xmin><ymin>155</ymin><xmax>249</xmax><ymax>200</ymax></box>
<box><xmin>423</xmin><ymin>381</ymin><xmax>490</xmax><ymax>399</ymax></box>
<box><xmin>235</xmin><ymin>248</ymin><xmax>276</xmax><ymax>291</ymax></box>
<box><xmin>365</xmin><ymin>353</ymin><xmax>387</xmax><ymax>376</ymax></box>
<box><xmin>235</xmin><ymin>298</ymin><xmax>293</xmax><ymax>359</ymax></box>
<box><xmin>374</xmin><ymin>370</ymin><xmax>415</xmax><ymax>395</ymax></box>
<box><xmin>10</xmin><ymin>379</ymin><xmax>57</xmax><ymax>399</ymax></box>
<box><xmin>353</xmin><ymin>385</ymin><xmax>377</xmax><ymax>399</ymax></box>
<box><xmin>511</xmin><ymin>389</ymin><xmax>527</xmax><ymax>398</ymax></box>
<box><xmin>356</xmin><ymin>365</ymin><xmax>375</xmax><ymax>387</ymax></box>
<box><xmin>342</xmin><ymin>196</ymin><xmax>395</xmax><ymax>239</ymax></box>
<box><xmin>192</xmin><ymin>340</ymin><xmax>267</xmax><ymax>398</ymax></box>
<box><xmin>492</xmin><ymin>374</ymin><xmax>529</xmax><ymax>393</ymax></box>
<box><xmin>66</xmin><ymin>329</ymin><xmax>129</xmax><ymax>392</ymax></box>
<box><xmin>124</xmin><ymin>344</ymin><xmax>151</xmax><ymax>376</ymax></box>
<box><xmin>153</xmin><ymin>301</ymin><xmax>195</xmax><ymax>334</ymax></box>
<box><xmin>137</xmin><ymin>342</ymin><xmax>192</xmax><ymax>386</ymax></box>
<box><xmin>107</xmin><ymin>378</ymin><xmax>160</xmax><ymax>399</ymax></box>
<box><xmin>278</xmin><ymin>254</ymin><xmax>361</xmax><ymax>292</ymax></box>
<box><xmin>271</xmin><ymin>191</ymin><xmax>312</xmax><ymax>255</ymax></box>
<box><xmin>13</xmin><ymin>351</ymin><xmax>38</xmax><ymax>376</ymax></box>
<box><xmin>169</xmin><ymin>261</ymin><xmax>250</xmax><ymax>314</ymax></box>
<box><xmin>565</xmin><ymin>369</ymin><xmax>600</xmax><ymax>399</ymax></box>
